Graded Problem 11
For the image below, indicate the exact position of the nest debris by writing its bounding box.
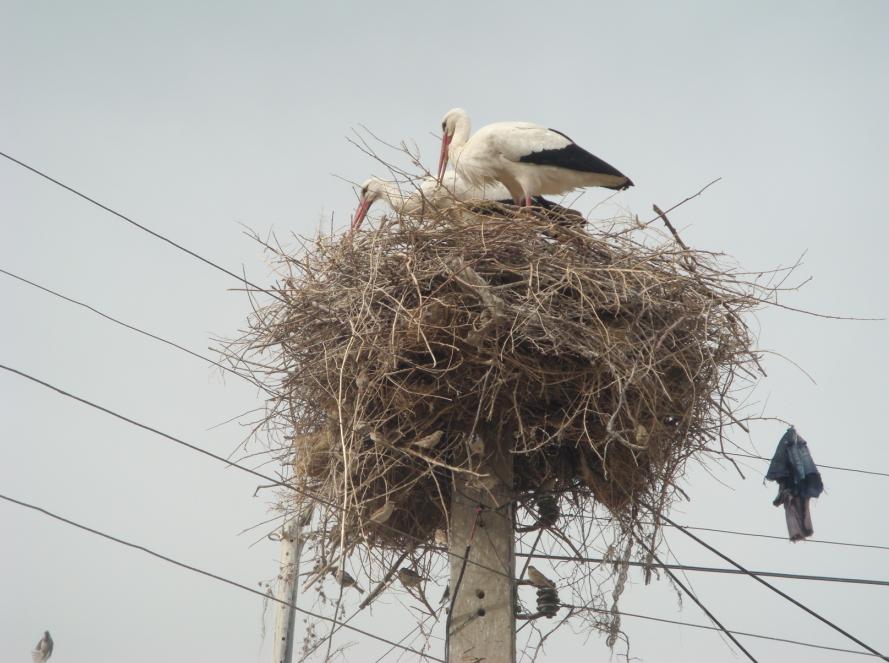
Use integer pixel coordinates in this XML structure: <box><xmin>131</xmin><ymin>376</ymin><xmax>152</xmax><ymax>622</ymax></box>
<box><xmin>230</xmin><ymin>202</ymin><xmax>767</xmax><ymax>558</ymax></box>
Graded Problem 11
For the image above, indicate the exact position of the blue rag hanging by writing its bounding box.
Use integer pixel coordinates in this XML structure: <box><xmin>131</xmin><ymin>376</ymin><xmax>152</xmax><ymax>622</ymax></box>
<box><xmin>765</xmin><ymin>427</ymin><xmax>823</xmax><ymax>541</ymax></box>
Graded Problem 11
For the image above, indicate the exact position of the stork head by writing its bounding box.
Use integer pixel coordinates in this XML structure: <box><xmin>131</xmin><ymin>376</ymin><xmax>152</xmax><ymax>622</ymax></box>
<box><xmin>437</xmin><ymin>108</ymin><xmax>469</xmax><ymax>182</ymax></box>
<box><xmin>351</xmin><ymin>177</ymin><xmax>386</xmax><ymax>232</ymax></box>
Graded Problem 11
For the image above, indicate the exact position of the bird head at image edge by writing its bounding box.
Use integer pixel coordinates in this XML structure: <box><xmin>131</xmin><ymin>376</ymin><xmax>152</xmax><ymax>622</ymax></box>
<box><xmin>32</xmin><ymin>631</ymin><xmax>53</xmax><ymax>663</ymax></box>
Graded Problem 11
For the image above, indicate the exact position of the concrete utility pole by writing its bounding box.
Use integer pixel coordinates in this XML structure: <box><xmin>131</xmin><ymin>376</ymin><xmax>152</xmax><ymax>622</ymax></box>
<box><xmin>447</xmin><ymin>431</ymin><xmax>516</xmax><ymax>663</ymax></box>
<box><xmin>273</xmin><ymin>515</ymin><xmax>309</xmax><ymax>663</ymax></box>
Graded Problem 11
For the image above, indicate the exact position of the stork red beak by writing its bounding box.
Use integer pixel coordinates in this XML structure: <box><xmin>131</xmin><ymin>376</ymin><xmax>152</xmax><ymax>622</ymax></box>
<box><xmin>436</xmin><ymin>132</ymin><xmax>452</xmax><ymax>182</ymax></box>
<box><xmin>351</xmin><ymin>197</ymin><xmax>372</xmax><ymax>232</ymax></box>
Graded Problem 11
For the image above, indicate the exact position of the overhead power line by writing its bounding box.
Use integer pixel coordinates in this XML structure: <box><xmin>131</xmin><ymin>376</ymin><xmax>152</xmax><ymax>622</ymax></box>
<box><xmin>632</xmin><ymin>536</ymin><xmax>757</xmax><ymax>661</ymax></box>
<box><xmin>517</xmin><ymin>552</ymin><xmax>889</xmax><ymax>588</ymax></box>
<box><xmin>654</xmin><ymin>522</ymin><xmax>889</xmax><ymax>553</ymax></box>
<box><xmin>6</xmin><ymin>361</ymin><xmax>889</xmax><ymax>593</ymax></box>
<box><xmin>0</xmin><ymin>363</ymin><xmax>516</xmax><ymax>584</ymax></box>
<box><xmin>3</xmin><ymin>486</ymin><xmax>875</xmax><ymax>663</ymax></box>
<box><xmin>655</xmin><ymin>510</ymin><xmax>889</xmax><ymax>661</ymax></box>
<box><xmin>7</xmin><ymin>148</ymin><xmax>887</xmax><ymax>661</ymax></box>
<box><xmin>0</xmin><ymin>150</ymin><xmax>275</xmax><ymax>299</ymax></box>
<box><xmin>590</xmin><ymin>516</ymin><xmax>889</xmax><ymax>553</ymax></box>
<box><xmin>2</xmin><ymin>273</ymin><xmax>885</xmax><ymax>563</ymax></box>
<box><xmin>0</xmin><ymin>363</ymin><xmax>324</xmax><ymax>503</ymax></box>
<box><xmin>0</xmin><ymin>359</ymin><xmax>788</xmax><ymax>662</ymax></box>
<box><xmin>3</xmin><ymin>154</ymin><xmax>884</xmax><ymax>485</ymax></box>
<box><xmin>6</xmin><ymin>154</ymin><xmax>886</xmax><ymax>488</ymax></box>
<box><xmin>717</xmin><ymin>450</ymin><xmax>889</xmax><ymax>480</ymax></box>
<box><xmin>9</xmin><ymin>267</ymin><xmax>889</xmax><ymax>559</ymax></box>
<box><xmin>563</xmin><ymin>605</ymin><xmax>879</xmax><ymax>658</ymax></box>
<box><xmin>6</xmin><ymin>360</ymin><xmax>889</xmax><ymax>661</ymax></box>
<box><xmin>0</xmin><ymin>492</ymin><xmax>443</xmax><ymax>662</ymax></box>
<box><xmin>0</xmin><ymin>267</ymin><xmax>266</xmax><ymax>392</ymax></box>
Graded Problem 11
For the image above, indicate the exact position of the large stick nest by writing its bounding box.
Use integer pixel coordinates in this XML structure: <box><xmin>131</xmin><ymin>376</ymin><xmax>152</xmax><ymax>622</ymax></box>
<box><xmin>234</xmin><ymin>203</ymin><xmax>764</xmax><ymax>553</ymax></box>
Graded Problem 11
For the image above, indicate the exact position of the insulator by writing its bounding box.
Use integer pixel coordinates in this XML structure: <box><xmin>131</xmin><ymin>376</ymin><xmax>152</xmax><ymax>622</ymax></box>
<box><xmin>536</xmin><ymin>586</ymin><xmax>560</xmax><ymax>618</ymax></box>
<box><xmin>536</xmin><ymin>493</ymin><xmax>559</xmax><ymax>527</ymax></box>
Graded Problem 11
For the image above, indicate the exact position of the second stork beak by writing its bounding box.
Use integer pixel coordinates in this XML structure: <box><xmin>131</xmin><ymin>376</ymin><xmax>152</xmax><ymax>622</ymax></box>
<box><xmin>351</xmin><ymin>197</ymin><xmax>372</xmax><ymax>232</ymax></box>
<box><xmin>436</xmin><ymin>133</ymin><xmax>452</xmax><ymax>183</ymax></box>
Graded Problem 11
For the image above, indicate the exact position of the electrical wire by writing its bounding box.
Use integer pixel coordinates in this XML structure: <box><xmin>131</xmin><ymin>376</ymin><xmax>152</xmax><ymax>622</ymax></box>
<box><xmin>517</xmin><ymin>551</ymin><xmax>889</xmax><ymax>588</ymax></box>
<box><xmin>716</xmin><ymin>450</ymin><xmax>889</xmax><ymax>479</ymax></box>
<box><xmin>0</xmin><ymin>363</ymin><xmax>331</xmax><ymax>505</ymax></box>
<box><xmin>8</xmin><ymin>146</ymin><xmax>888</xmax><ymax>660</ymax></box>
<box><xmin>633</xmin><ymin>537</ymin><xmax>757</xmax><ymax>661</ymax></box>
<box><xmin>8</xmin><ymin>360</ymin><xmax>889</xmax><ymax>594</ymax></box>
<box><xmin>654</xmin><ymin>510</ymin><xmax>889</xmax><ymax>661</ymax></box>
<box><xmin>562</xmin><ymin>605</ymin><xmax>879</xmax><ymax>658</ymax></box>
<box><xmin>7</xmin><ymin>154</ymin><xmax>888</xmax><ymax>490</ymax></box>
<box><xmin>0</xmin><ymin>363</ymin><xmax>517</xmax><ymax>584</ymax></box>
<box><xmin>5</xmin><ymin>363</ymin><xmax>888</xmax><ymax>659</ymax></box>
<box><xmin>627</xmin><ymin>519</ymin><xmax>889</xmax><ymax>553</ymax></box>
<box><xmin>0</xmin><ymin>267</ymin><xmax>267</xmax><ymax>392</ymax></box>
<box><xmin>3</xmin><ymin>294</ymin><xmax>883</xmax><ymax>562</ymax></box>
<box><xmin>371</xmin><ymin>611</ymin><xmax>440</xmax><ymax>663</ymax></box>
<box><xmin>0</xmin><ymin>491</ymin><xmax>444</xmax><ymax>662</ymax></box>
<box><xmin>0</xmin><ymin>150</ymin><xmax>275</xmax><ymax>299</ymax></box>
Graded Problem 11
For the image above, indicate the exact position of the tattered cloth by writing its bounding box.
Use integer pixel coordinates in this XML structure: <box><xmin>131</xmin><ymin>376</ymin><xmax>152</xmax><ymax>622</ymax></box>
<box><xmin>765</xmin><ymin>427</ymin><xmax>823</xmax><ymax>541</ymax></box>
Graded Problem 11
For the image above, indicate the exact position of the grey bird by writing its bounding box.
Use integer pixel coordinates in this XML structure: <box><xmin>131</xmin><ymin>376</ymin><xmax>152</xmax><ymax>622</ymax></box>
<box><xmin>527</xmin><ymin>565</ymin><xmax>556</xmax><ymax>589</ymax></box>
<box><xmin>397</xmin><ymin>567</ymin><xmax>427</xmax><ymax>589</ymax></box>
<box><xmin>330</xmin><ymin>566</ymin><xmax>365</xmax><ymax>593</ymax></box>
<box><xmin>32</xmin><ymin>630</ymin><xmax>53</xmax><ymax>663</ymax></box>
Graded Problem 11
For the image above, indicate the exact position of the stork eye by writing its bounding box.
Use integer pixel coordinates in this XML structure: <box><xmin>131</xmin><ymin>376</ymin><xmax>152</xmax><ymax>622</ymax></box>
<box><xmin>441</xmin><ymin>122</ymin><xmax>446</xmax><ymax>132</ymax></box>
<box><xmin>360</xmin><ymin>186</ymin><xmax>368</xmax><ymax>196</ymax></box>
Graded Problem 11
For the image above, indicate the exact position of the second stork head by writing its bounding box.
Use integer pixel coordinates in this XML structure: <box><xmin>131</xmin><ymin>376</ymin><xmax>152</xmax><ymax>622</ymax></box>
<box><xmin>351</xmin><ymin>178</ymin><xmax>390</xmax><ymax>232</ymax></box>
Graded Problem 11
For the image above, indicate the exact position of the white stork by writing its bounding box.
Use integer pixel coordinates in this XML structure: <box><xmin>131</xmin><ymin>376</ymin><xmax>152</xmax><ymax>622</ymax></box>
<box><xmin>350</xmin><ymin>171</ymin><xmax>519</xmax><ymax>231</ymax></box>
<box><xmin>437</xmin><ymin>108</ymin><xmax>633</xmax><ymax>206</ymax></box>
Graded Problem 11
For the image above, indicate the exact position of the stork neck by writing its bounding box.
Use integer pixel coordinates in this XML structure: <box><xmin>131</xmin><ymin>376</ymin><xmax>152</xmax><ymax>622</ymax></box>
<box><xmin>378</xmin><ymin>182</ymin><xmax>410</xmax><ymax>210</ymax></box>
<box><xmin>448</xmin><ymin>112</ymin><xmax>471</xmax><ymax>160</ymax></box>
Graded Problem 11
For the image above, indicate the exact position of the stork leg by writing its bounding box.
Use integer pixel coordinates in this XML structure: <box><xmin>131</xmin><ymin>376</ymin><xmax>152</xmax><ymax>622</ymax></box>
<box><xmin>511</xmin><ymin>197</ymin><xmax>529</xmax><ymax>218</ymax></box>
<box><xmin>514</xmin><ymin>193</ymin><xmax>537</xmax><ymax>219</ymax></box>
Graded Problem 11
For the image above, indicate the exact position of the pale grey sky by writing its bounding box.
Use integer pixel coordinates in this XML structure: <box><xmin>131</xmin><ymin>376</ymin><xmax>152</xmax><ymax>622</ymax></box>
<box><xmin>2</xmin><ymin>1</ymin><xmax>888</xmax><ymax>661</ymax></box>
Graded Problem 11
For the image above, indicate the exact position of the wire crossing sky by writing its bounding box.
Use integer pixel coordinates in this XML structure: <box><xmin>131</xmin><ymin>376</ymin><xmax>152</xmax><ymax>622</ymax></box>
<box><xmin>2</xmin><ymin>2</ymin><xmax>888</xmax><ymax>662</ymax></box>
